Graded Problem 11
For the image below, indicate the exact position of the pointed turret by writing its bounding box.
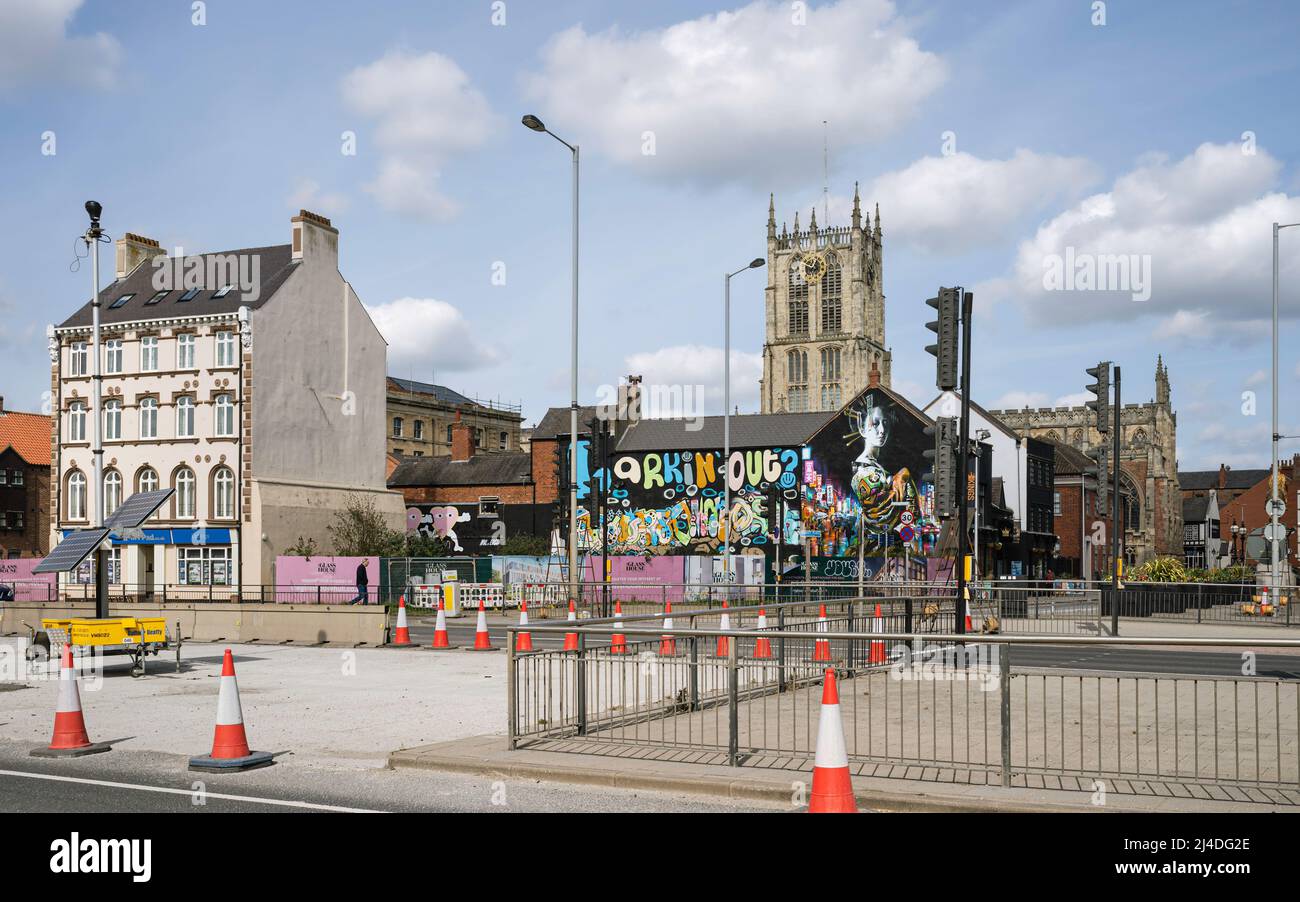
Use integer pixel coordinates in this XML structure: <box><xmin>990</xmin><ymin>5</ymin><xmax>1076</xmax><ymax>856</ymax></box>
<box><xmin>1155</xmin><ymin>355</ymin><xmax>1171</xmax><ymax>406</ymax></box>
<box><xmin>851</xmin><ymin>182</ymin><xmax>861</xmax><ymax>230</ymax></box>
<box><xmin>809</xmin><ymin>206</ymin><xmax>818</xmax><ymax>235</ymax></box>
<box><xmin>873</xmin><ymin>203</ymin><xmax>882</xmax><ymax>241</ymax></box>
<box><xmin>793</xmin><ymin>210</ymin><xmax>800</xmax><ymax>235</ymax></box>
<box><xmin>767</xmin><ymin>193</ymin><xmax>776</xmax><ymax>240</ymax></box>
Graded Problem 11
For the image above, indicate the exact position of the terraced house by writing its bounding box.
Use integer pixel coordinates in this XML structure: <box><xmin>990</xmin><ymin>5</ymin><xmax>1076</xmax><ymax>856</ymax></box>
<box><xmin>48</xmin><ymin>211</ymin><xmax>402</xmax><ymax>594</ymax></box>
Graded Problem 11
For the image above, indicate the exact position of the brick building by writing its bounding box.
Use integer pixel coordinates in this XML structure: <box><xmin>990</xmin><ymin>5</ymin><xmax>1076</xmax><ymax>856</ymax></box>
<box><xmin>386</xmin><ymin>377</ymin><xmax>522</xmax><ymax>459</ymax></box>
<box><xmin>1183</xmin><ymin>457</ymin><xmax>1298</xmax><ymax>572</ymax></box>
<box><xmin>0</xmin><ymin>401</ymin><xmax>52</xmax><ymax>558</ymax></box>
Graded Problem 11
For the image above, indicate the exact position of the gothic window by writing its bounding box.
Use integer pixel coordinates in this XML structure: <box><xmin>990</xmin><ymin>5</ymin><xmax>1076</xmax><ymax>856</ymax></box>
<box><xmin>820</xmin><ymin>256</ymin><xmax>842</xmax><ymax>333</ymax></box>
<box><xmin>787</xmin><ymin>261</ymin><xmax>809</xmax><ymax>336</ymax></box>
<box><xmin>819</xmin><ymin>347</ymin><xmax>841</xmax><ymax>409</ymax></box>
<box><xmin>787</xmin><ymin>349</ymin><xmax>808</xmax><ymax>412</ymax></box>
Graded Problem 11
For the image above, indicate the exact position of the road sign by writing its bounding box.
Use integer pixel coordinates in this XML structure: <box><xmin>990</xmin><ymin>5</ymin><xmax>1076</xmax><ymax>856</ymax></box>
<box><xmin>897</xmin><ymin>525</ymin><xmax>916</xmax><ymax>543</ymax></box>
<box><xmin>1264</xmin><ymin>522</ymin><xmax>1286</xmax><ymax>543</ymax></box>
<box><xmin>1266</xmin><ymin>496</ymin><xmax>1287</xmax><ymax>517</ymax></box>
<box><xmin>1247</xmin><ymin>535</ymin><xmax>1268</xmax><ymax>560</ymax></box>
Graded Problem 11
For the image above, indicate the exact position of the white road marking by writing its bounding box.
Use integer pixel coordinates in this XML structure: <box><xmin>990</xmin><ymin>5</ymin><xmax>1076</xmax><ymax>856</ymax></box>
<box><xmin>0</xmin><ymin>769</ymin><xmax>382</xmax><ymax>813</ymax></box>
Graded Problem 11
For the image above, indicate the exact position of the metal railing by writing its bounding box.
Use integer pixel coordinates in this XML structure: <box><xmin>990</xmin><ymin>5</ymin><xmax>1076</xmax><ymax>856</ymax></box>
<box><xmin>12</xmin><ymin>582</ymin><xmax>384</xmax><ymax>605</ymax></box>
<box><xmin>505</xmin><ymin>598</ymin><xmax>1300</xmax><ymax>800</ymax></box>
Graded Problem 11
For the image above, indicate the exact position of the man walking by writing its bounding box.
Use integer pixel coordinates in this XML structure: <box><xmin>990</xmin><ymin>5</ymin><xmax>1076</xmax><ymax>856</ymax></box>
<box><xmin>350</xmin><ymin>558</ymin><xmax>370</xmax><ymax>604</ymax></box>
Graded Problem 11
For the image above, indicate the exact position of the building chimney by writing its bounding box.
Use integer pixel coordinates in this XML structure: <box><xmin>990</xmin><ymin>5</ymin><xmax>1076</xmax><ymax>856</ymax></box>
<box><xmin>450</xmin><ymin>410</ymin><xmax>475</xmax><ymax>462</ymax></box>
<box><xmin>1218</xmin><ymin>463</ymin><xmax>1228</xmax><ymax>489</ymax></box>
<box><xmin>115</xmin><ymin>233</ymin><xmax>161</xmax><ymax>279</ymax></box>
<box><xmin>868</xmin><ymin>359</ymin><xmax>881</xmax><ymax>388</ymax></box>
<box><xmin>290</xmin><ymin>209</ymin><xmax>338</xmax><ymax>266</ymax></box>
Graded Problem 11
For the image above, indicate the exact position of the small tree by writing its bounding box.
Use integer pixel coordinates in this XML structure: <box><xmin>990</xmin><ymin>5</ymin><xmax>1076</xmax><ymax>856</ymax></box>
<box><xmin>287</xmin><ymin>535</ymin><xmax>319</xmax><ymax>558</ymax></box>
<box><xmin>328</xmin><ymin>494</ymin><xmax>405</xmax><ymax>557</ymax></box>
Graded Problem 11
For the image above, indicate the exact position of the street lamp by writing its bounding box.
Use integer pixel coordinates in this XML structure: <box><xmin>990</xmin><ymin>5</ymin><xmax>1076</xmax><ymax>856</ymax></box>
<box><xmin>723</xmin><ymin>257</ymin><xmax>765</xmax><ymax>592</ymax></box>
<box><xmin>1271</xmin><ymin>222</ymin><xmax>1299</xmax><ymax>606</ymax></box>
<box><xmin>522</xmin><ymin>114</ymin><xmax>581</xmax><ymax>608</ymax></box>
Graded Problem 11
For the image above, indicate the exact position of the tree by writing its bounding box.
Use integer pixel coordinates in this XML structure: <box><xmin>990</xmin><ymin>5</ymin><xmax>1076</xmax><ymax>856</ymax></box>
<box><xmin>286</xmin><ymin>535</ymin><xmax>319</xmax><ymax>557</ymax></box>
<box><xmin>328</xmin><ymin>494</ymin><xmax>405</xmax><ymax>557</ymax></box>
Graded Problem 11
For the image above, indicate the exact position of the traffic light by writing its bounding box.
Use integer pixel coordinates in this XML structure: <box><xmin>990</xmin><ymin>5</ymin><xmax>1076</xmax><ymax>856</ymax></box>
<box><xmin>1085</xmin><ymin>361</ymin><xmax>1111</xmax><ymax>434</ymax></box>
<box><xmin>1088</xmin><ymin>445</ymin><xmax>1109</xmax><ymax>510</ymax></box>
<box><xmin>554</xmin><ymin>440</ymin><xmax>569</xmax><ymax>492</ymax></box>
<box><xmin>924</xmin><ymin>287</ymin><xmax>960</xmax><ymax>391</ymax></box>
<box><xmin>923</xmin><ymin>416</ymin><xmax>958</xmax><ymax>520</ymax></box>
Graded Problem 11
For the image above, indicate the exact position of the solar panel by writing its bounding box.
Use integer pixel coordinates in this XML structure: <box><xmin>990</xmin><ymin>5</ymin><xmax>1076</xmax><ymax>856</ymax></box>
<box><xmin>34</xmin><ymin>528</ymin><xmax>111</xmax><ymax>574</ymax></box>
<box><xmin>103</xmin><ymin>488</ymin><xmax>175</xmax><ymax>530</ymax></box>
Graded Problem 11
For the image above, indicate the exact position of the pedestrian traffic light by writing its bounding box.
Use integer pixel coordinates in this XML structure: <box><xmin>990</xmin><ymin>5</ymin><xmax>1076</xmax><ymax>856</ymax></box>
<box><xmin>923</xmin><ymin>416</ymin><xmax>958</xmax><ymax>520</ymax></box>
<box><xmin>1085</xmin><ymin>361</ymin><xmax>1111</xmax><ymax>434</ymax></box>
<box><xmin>924</xmin><ymin>287</ymin><xmax>960</xmax><ymax>391</ymax></box>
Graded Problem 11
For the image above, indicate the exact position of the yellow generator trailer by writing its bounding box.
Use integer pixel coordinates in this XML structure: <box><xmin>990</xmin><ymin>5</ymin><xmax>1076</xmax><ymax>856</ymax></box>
<box><xmin>26</xmin><ymin>617</ymin><xmax>181</xmax><ymax>677</ymax></box>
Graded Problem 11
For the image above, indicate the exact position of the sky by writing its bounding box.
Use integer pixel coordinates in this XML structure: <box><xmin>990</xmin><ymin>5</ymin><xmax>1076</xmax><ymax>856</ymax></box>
<box><xmin>0</xmin><ymin>0</ymin><xmax>1297</xmax><ymax>470</ymax></box>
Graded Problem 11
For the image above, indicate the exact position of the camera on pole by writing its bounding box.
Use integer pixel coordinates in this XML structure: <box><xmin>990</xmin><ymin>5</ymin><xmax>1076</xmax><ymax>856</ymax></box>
<box><xmin>925</xmin><ymin>287</ymin><xmax>960</xmax><ymax>391</ymax></box>
<box><xmin>923</xmin><ymin>416</ymin><xmax>959</xmax><ymax>520</ymax></box>
<box><xmin>1085</xmin><ymin>361</ymin><xmax>1111</xmax><ymax>434</ymax></box>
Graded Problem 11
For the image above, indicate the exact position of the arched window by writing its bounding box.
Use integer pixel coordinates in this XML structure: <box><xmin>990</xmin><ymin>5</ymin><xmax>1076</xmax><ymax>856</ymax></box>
<box><xmin>213</xmin><ymin>467</ymin><xmax>235</xmax><ymax>519</ymax></box>
<box><xmin>786</xmin><ymin>348</ymin><xmax>808</xmax><ymax>412</ymax></box>
<box><xmin>104</xmin><ymin>470</ymin><xmax>122</xmax><ymax>517</ymax></box>
<box><xmin>820</xmin><ymin>256</ymin><xmax>842</xmax><ymax>333</ymax></box>
<box><xmin>819</xmin><ymin>346</ymin><xmax>842</xmax><ymax>410</ymax></box>
<box><xmin>137</xmin><ymin>466</ymin><xmax>159</xmax><ymax>494</ymax></box>
<box><xmin>787</xmin><ymin>262</ymin><xmax>809</xmax><ymax>336</ymax></box>
<box><xmin>67</xmin><ymin>470</ymin><xmax>87</xmax><ymax>520</ymax></box>
<box><xmin>1119</xmin><ymin>474</ymin><xmax>1142</xmax><ymax>533</ymax></box>
<box><xmin>176</xmin><ymin>396</ymin><xmax>195</xmax><ymax>438</ymax></box>
<box><xmin>139</xmin><ymin>397</ymin><xmax>158</xmax><ymax>439</ymax></box>
<box><xmin>68</xmin><ymin>401</ymin><xmax>86</xmax><ymax>443</ymax></box>
<box><xmin>104</xmin><ymin>399</ymin><xmax>122</xmax><ymax>441</ymax></box>
<box><xmin>174</xmin><ymin>467</ymin><xmax>196</xmax><ymax>519</ymax></box>
<box><xmin>214</xmin><ymin>394</ymin><xmax>235</xmax><ymax>437</ymax></box>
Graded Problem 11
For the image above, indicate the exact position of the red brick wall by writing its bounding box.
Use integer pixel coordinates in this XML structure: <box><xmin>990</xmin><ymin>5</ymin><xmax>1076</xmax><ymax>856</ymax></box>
<box><xmin>398</xmin><ymin>484</ymin><xmax>535</xmax><ymax>506</ymax></box>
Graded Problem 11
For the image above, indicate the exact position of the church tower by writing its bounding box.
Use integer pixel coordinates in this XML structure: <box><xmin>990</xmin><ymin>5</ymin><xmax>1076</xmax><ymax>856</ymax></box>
<box><xmin>759</xmin><ymin>184</ymin><xmax>891</xmax><ymax>413</ymax></box>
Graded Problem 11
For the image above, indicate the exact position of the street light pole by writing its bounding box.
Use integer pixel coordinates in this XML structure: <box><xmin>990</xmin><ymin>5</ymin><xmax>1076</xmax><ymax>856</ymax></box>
<box><xmin>84</xmin><ymin>201</ymin><xmax>109</xmax><ymax>617</ymax></box>
<box><xmin>1270</xmin><ymin>222</ymin><xmax>1298</xmax><ymax>607</ymax></box>
<box><xmin>523</xmin><ymin>115</ymin><xmax>581</xmax><ymax>609</ymax></box>
<box><xmin>723</xmin><ymin>258</ymin><xmax>765</xmax><ymax>594</ymax></box>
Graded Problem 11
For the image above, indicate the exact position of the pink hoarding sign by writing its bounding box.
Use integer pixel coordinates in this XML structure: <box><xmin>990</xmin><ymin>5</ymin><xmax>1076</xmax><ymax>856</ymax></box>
<box><xmin>275</xmin><ymin>556</ymin><xmax>378</xmax><ymax>589</ymax></box>
<box><xmin>0</xmin><ymin>558</ymin><xmax>57</xmax><ymax>601</ymax></box>
<box><xmin>581</xmin><ymin>555</ymin><xmax>686</xmax><ymax>603</ymax></box>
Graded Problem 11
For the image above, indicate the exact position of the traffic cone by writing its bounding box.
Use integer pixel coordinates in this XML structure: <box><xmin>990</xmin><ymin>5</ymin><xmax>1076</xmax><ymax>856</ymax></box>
<box><xmin>611</xmin><ymin>601</ymin><xmax>628</xmax><ymax>654</ymax></box>
<box><xmin>431</xmin><ymin>596</ymin><xmax>456</xmax><ymax>649</ymax></box>
<box><xmin>813</xmin><ymin>603</ymin><xmax>832</xmax><ymax>662</ymax></box>
<box><xmin>658</xmin><ymin>601</ymin><xmax>677</xmax><ymax>656</ymax></box>
<box><xmin>715</xmin><ymin>601</ymin><xmax>731</xmax><ymax>657</ymax></box>
<box><xmin>563</xmin><ymin>600</ymin><xmax>580</xmax><ymax>651</ymax></box>
<box><xmin>753</xmin><ymin>608</ymin><xmax>772</xmax><ymax>659</ymax></box>
<box><xmin>516</xmin><ymin>601</ymin><xmax>534</xmax><ymax>652</ymax></box>
<box><xmin>392</xmin><ymin>594</ymin><xmax>412</xmax><ymax>646</ymax></box>
<box><xmin>808</xmin><ymin>669</ymin><xmax>857</xmax><ymax>813</ymax></box>
<box><xmin>869</xmin><ymin>602</ymin><xmax>886</xmax><ymax>664</ymax></box>
<box><xmin>472</xmin><ymin>598</ymin><xmax>495</xmax><ymax>650</ymax></box>
<box><xmin>31</xmin><ymin>644</ymin><xmax>111</xmax><ymax>758</ymax></box>
<box><xmin>189</xmin><ymin>649</ymin><xmax>273</xmax><ymax>772</ymax></box>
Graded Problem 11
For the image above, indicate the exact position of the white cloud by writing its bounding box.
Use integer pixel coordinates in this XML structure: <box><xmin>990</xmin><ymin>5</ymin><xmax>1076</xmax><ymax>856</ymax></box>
<box><xmin>1002</xmin><ymin>142</ymin><xmax>1300</xmax><ymax>325</ymax></box>
<box><xmin>0</xmin><ymin>0</ymin><xmax>120</xmax><ymax>95</ymax></box>
<box><xmin>1244</xmin><ymin>369</ymin><xmax>1268</xmax><ymax>387</ymax></box>
<box><xmin>624</xmin><ymin>344</ymin><xmax>763</xmax><ymax>415</ymax></box>
<box><xmin>523</xmin><ymin>0</ymin><xmax>944</xmax><ymax>186</ymax></box>
<box><xmin>1054</xmin><ymin>391</ymin><xmax>1093</xmax><ymax>408</ymax></box>
<box><xmin>366</xmin><ymin>297</ymin><xmax>501</xmax><ymax>373</ymax></box>
<box><xmin>287</xmin><ymin>178</ymin><xmax>349</xmax><ymax>216</ymax></box>
<box><xmin>341</xmin><ymin>51</ymin><xmax>494</xmax><ymax>219</ymax></box>
<box><xmin>990</xmin><ymin>390</ymin><xmax>1048</xmax><ymax>410</ymax></box>
<box><xmin>1150</xmin><ymin>309</ymin><xmax>1268</xmax><ymax>346</ymax></box>
<box><xmin>866</xmin><ymin>150</ymin><xmax>1099</xmax><ymax>254</ymax></box>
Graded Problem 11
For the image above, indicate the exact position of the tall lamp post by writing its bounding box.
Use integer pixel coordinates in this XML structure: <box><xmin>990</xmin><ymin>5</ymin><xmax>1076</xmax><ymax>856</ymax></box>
<box><xmin>722</xmin><ymin>258</ymin><xmax>765</xmax><ymax>593</ymax></box>
<box><xmin>83</xmin><ymin>201</ymin><xmax>110</xmax><ymax>616</ymax></box>
<box><xmin>1271</xmin><ymin>221</ymin><xmax>1299</xmax><ymax>607</ymax></box>
<box><xmin>523</xmin><ymin>114</ymin><xmax>581</xmax><ymax>608</ymax></box>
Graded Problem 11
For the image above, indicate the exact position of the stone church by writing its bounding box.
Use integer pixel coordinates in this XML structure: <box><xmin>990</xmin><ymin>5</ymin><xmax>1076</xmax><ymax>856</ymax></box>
<box><xmin>988</xmin><ymin>358</ymin><xmax>1183</xmax><ymax>567</ymax></box>
<box><xmin>760</xmin><ymin>185</ymin><xmax>892</xmax><ymax>414</ymax></box>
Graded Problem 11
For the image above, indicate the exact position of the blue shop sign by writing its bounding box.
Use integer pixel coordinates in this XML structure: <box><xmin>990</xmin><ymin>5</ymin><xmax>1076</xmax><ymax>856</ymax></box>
<box><xmin>62</xmin><ymin>528</ymin><xmax>232</xmax><ymax>545</ymax></box>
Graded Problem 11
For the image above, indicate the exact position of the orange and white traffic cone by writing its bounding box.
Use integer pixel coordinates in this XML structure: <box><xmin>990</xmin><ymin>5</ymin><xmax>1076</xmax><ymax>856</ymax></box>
<box><xmin>808</xmin><ymin>669</ymin><xmax>857</xmax><ymax>813</ymax></box>
<box><xmin>472</xmin><ymin>598</ymin><xmax>495</xmax><ymax>651</ymax></box>
<box><xmin>658</xmin><ymin>601</ymin><xmax>677</xmax><ymax>656</ymax></box>
<box><xmin>715</xmin><ymin>600</ymin><xmax>731</xmax><ymax>657</ymax></box>
<box><xmin>31</xmin><ymin>644</ymin><xmax>111</xmax><ymax>758</ymax></box>
<box><xmin>189</xmin><ymin>649</ymin><xmax>273</xmax><ymax>772</ymax></box>
<box><xmin>869</xmin><ymin>602</ymin><xmax>886</xmax><ymax>664</ymax></box>
<box><xmin>813</xmin><ymin>603</ymin><xmax>832</xmax><ymax>662</ymax></box>
<box><xmin>753</xmin><ymin>608</ymin><xmax>772</xmax><ymax>659</ymax></box>
<box><xmin>610</xmin><ymin>600</ymin><xmax>628</xmax><ymax>654</ymax></box>
<box><xmin>563</xmin><ymin>600</ymin><xmax>580</xmax><ymax>651</ymax></box>
<box><xmin>392</xmin><ymin>594</ymin><xmax>412</xmax><ymax>646</ymax></box>
<box><xmin>431</xmin><ymin>596</ymin><xmax>456</xmax><ymax>649</ymax></box>
<box><xmin>516</xmin><ymin>601</ymin><xmax>534</xmax><ymax>652</ymax></box>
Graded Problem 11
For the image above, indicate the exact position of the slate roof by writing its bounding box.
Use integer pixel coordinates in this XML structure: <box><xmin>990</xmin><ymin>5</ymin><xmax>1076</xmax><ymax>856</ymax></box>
<box><xmin>616</xmin><ymin>411</ymin><xmax>833</xmax><ymax>452</ymax></box>
<box><xmin>0</xmin><ymin>409</ymin><xmax>51</xmax><ymax>466</ymax></box>
<box><xmin>1183</xmin><ymin>495</ymin><xmax>1212</xmax><ymax>523</ymax></box>
<box><xmin>531</xmin><ymin>406</ymin><xmax>602</xmax><ymax>441</ymax></box>
<box><xmin>1178</xmin><ymin>469</ymin><xmax>1271</xmax><ymax>491</ymax></box>
<box><xmin>1038</xmin><ymin>437</ymin><xmax>1095</xmax><ymax>476</ymax></box>
<box><xmin>387</xmin><ymin>378</ymin><xmax>477</xmax><ymax>407</ymax></box>
<box><xmin>388</xmin><ymin>451</ymin><xmax>532</xmax><ymax>488</ymax></box>
<box><xmin>57</xmin><ymin>244</ymin><xmax>299</xmax><ymax>329</ymax></box>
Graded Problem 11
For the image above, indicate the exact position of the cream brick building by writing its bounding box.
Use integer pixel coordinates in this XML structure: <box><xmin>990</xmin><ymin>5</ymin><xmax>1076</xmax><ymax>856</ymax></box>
<box><xmin>49</xmin><ymin>211</ymin><xmax>403</xmax><ymax>593</ymax></box>
<box><xmin>760</xmin><ymin>185</ymin><xmax>891</xmax><ymax>414</ymax></box>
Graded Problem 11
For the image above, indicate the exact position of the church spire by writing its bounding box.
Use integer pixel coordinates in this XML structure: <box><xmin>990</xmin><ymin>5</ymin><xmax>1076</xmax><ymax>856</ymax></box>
<box><xmin>851</xmin><ymin>182</ymin><xmax>861</xmax><ymax>230</ymax></box>
<box><xmin>793</xmin><ymin>210</ymin><xmax>800</xmax><ymax>235</ymax></box>
<box><xmin>1155</xmin><ymin>355</ymin><xmax>1171</xmax><ymax>406</ymax></box>
<box><xmin>767</xmin><ymin>193</ymin><xmax>776</xmax><ymax>240</ymax></box>
<box><xmin>809</xmin><ymin>206</ymin><xmax>817</xmax><ymax>234</ymax></box>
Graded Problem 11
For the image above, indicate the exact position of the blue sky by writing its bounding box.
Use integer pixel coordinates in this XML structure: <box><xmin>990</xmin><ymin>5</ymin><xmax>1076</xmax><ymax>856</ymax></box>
<box><xmin>1</xmin><ymin>0</ymin><xmax>1297</xmax><ymax>469</ymax></box>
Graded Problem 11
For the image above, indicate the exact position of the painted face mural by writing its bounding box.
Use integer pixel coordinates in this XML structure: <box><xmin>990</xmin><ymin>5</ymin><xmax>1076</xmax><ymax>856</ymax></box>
<box><xmin>406</xmin><ymin>505</ymin><xmax>471</xmax><ymax>552</ymax></box>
